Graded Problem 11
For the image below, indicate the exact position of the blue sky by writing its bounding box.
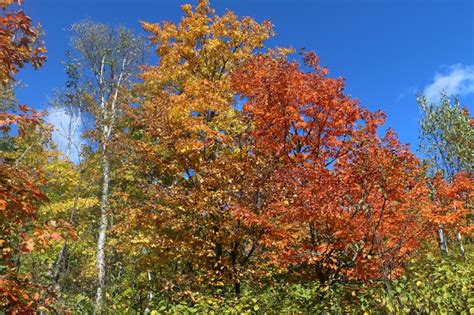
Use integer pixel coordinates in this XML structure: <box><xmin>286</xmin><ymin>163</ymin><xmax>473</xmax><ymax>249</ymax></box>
<box><xmin>15</xmin><ymin>0</ymin><xmax>474</xmax><ymax>155</ymax></box>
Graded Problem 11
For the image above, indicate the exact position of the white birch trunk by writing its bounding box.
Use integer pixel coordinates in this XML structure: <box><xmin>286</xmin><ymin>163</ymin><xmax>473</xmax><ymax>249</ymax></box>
<box><xmin>437</xmin><ymin>224</ymin><xmax>449</xmax><ymax>255</ymax></box>
<box><xmin>95</xmin><ymin>140</ymin><xmax>110</xmax><ymax>314</ymax></box>
<box><xmin>456</xmin><ymin>231</ymin><xmax>465</xmax><ymax>256</ymax></box>
<box><xmin>94</xmin><ymin>56</ymin><xmax>126</xmax><ymax>314</ymax></box>
<box><xmin>144</xmin><ymin>271</ymin><xmax>154</xmax><ymax>314</ymax></box>
<box><xmin>94</xmin><ymin>54</ymin><xmax>109</xmax><ymax>314</ymax></box>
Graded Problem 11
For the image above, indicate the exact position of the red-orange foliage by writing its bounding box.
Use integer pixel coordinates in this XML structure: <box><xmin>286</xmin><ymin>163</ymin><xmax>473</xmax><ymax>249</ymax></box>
<box><xmin>331</xmin><ymin>130</ymin><xmax>431</xmax><ymax>280</ymax></box>
<box><xmin>0</xmin><ymin>165</ymin><xmax>45</xmax><ymax>311</ymax></box>
<box><xmin>427</xmin><ymin>172</ymin><xmax>473</xmax><ymax>236</ymax></box>
<box><xmin>0</xmin><ymin>0</ymin><xmax>45</xmax><ymax>83</ymax></box>
<box><xmin>232</xmin><ymin>52</ymin><xmax>437</xmax><ymax>281</ymax></box>
<box><xmin>0</xmin><ymin>107</ymin><xmax>53</xmax><ymax>312</ymax></box>
<box><xmin>0</xmin><ymin>1</ymin><xmax>53</xmax><ymax>311</ymax></box>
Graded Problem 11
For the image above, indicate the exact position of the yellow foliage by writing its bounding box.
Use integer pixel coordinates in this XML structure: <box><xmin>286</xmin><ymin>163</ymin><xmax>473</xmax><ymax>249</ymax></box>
<box><xmin>40</xmin><ymin>197</ymin><xmax>99</xmax><ymax>216</ymax></box>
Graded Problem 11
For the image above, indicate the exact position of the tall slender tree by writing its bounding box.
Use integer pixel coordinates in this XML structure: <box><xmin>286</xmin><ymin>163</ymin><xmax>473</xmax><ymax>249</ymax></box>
<box><xmin>65</xmin><ymin>20</ymin><xmax>145</xmax><ymax>313</ymax></box>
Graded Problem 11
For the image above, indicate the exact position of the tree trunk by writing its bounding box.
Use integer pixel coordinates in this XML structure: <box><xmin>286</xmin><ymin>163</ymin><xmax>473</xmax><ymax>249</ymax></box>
<box><xmin>234</xmin><ymin>281</ymin><xmax>241</xmax><ymax>295</ymax></box>
<box><xmin>437</xmin><ymin>224</ymin><xmax>449</xmax><ymax>255</ymax></box>
<box><xmin>144</xmin><ymin>271</ymin><xmax>154</xmax><ymax>314</ymax></box>
<box><xmin>52</xmin><ymin>241</ymin><xmax>68</xmax><ymax>285</ymax></box>
<box><xmin>230</xmin><ymin>241</ymin><xmax>240</xmax><ymax>296</ymax></box>
<box><xmin>51</xmin><ymin>171</ymin><xmax>83</xmax><ymax>288</ymax></box>
<box><xmin>456</xmin><ymin>232</ymin><xmax>465</xmax><ymax>256</ymax></box>
<box><xmin>95</xmin><ymin>144</ymin><xmax>110</xmax><ymax>314</ymax></box>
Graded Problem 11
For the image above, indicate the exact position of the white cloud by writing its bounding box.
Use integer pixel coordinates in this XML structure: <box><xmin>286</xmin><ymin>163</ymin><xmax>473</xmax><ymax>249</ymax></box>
<box><xmin>46</xmin><ymin>107</ymin><xmax>83</xmax><ymax>163</ymax></box>
<box><xmin>423</xmin><ymin>64</ymin><xmax>474</xmax><ymax>102</ymax></box>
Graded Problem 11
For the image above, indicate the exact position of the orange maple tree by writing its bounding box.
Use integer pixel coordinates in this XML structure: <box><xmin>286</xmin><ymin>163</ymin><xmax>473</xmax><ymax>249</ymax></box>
<box><xmin>232</xmin><ymin>51</ymin><xmax>438</xmax><ymax>282</ymax></box>
<box><xmin>426</xmin><ymin>172</ymin><xmax>473</xmax><ymax>237</ymax></box>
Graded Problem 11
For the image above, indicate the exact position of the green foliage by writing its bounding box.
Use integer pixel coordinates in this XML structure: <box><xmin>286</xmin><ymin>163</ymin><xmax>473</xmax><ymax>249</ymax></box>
<box><xmin>73</xmin><ymin>249</ymin><xmax>470</xmax><ymax>314</ymax></box>
<box><xmin>386</xmin><ymin>252</ymin><xmax>473</xmax><ymax>314</ymax></box>
<box><xmin>418</xmin><ymin>92</ymin><xmax>473</xmax><ymax>178</ymax></box>
<box><xmin>133</xmin><ymin>250</ymin><xmax>473</xmax><ymax>314</ymax></box>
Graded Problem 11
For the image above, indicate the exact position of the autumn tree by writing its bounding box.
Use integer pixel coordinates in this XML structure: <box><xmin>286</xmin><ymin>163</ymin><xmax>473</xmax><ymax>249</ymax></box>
<box><xmin>232</xmin><ymin>52</ymin><xmax>433</xmax><ymax>287</ymax></box>
<box><xmin>0</xmin><ymin>108</ymin><xmax>49</xmax><ymax>312</ymax></box>
<box><xmin>0</xmin><ymin>1</ymin><xmax>54</xmax><ymax>311</ymax></box>
<box><xmin>0</xmin><ymin>1</ymin><xmax>60</xmax><ymax>313</ymax></box>
<box><xmin>115</xmin><ymin>0</ymin><xmax>275</xmax><ymax>302</ymax></box>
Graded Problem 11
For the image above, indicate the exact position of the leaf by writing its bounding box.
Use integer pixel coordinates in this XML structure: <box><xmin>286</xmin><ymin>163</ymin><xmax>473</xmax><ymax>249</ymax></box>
<box><xmin>49</xmin><ymin>232</ymin><xmax>62</xmax><ymax>240</ymax></box>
